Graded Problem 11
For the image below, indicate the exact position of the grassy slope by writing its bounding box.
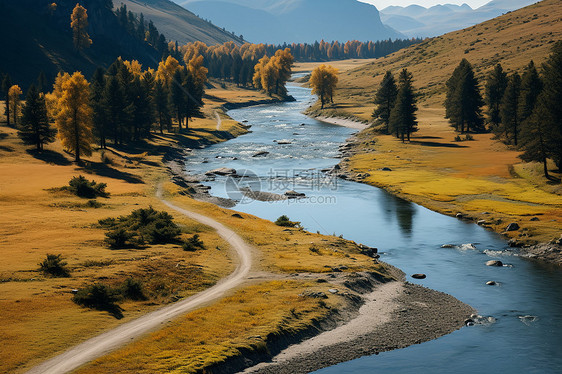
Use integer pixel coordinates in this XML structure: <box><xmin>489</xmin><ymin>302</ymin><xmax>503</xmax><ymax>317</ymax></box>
<box><xmin>302</xmin><ymin>0</ymin><xmax>562</xmax><ymax>249</ymax></box>
<box><xmin>0</xmin><ymin>84</ymin><xmax>388</xmax><ymax>373</ymax></box>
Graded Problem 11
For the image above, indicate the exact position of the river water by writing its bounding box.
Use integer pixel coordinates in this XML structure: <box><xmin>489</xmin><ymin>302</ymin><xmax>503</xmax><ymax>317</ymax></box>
<box><xmin>186</xmin><ymin>83</ymin><xmax>562</xmax><ymax>373</ymax></box>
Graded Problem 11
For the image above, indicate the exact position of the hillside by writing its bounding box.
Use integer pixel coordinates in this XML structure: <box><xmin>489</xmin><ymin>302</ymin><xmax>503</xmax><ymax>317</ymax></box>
<box><xmin>0</xmin><ymin>0</ymin><xmax>159</xmax><ymax>89</ymax></box>
<box><xmin>180</xmin><ymin>0</ymin><xmax>402</xmax><ymax>44</ymax></box>
<box><xmin>116</xmin><ymin>0</ymin><xmax>244</xmax><ymax>45</ymax></box>
<box><xmin>304</xmin><ymin>0</ymin><xmax>562</xmax><ymax>253</ymax></box>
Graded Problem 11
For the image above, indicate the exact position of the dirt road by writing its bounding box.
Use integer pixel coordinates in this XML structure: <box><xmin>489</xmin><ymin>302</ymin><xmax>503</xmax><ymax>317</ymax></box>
<box><xmin>27</xmin><ymin>192</ymin><xmax>252</xmax><ymax>374</ymax></box>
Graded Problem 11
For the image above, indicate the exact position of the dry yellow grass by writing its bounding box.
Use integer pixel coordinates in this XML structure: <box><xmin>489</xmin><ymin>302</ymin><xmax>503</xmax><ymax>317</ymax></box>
<box><xmin>301</xmin><ymin>0</ymin><xmax>562</xmax><ymax>245</ymax></box>
<box><xmin>0</xmin><ymin>83</ymin><xmax>388</xmax><ymax>373</ymax></box>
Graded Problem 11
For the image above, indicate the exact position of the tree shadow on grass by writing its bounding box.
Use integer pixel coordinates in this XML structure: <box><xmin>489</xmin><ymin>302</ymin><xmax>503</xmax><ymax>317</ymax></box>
<box><xmin>0</xmin><ymin>133</ymin><xmax>8</xmax><ymax>140</ymax></box>
<box><xmin>26</xmin><ymin>149</ymin><xmax>73</xmax><ymax>165</ymax></box>
<box><xmin>0</xmin><ymin>145</ymin><xmax>14</xmax><ymax>152</ymax></box>
<box><xmin>409</xmin><ymin>140</ymin><xmax>468</xmax><ymax>148</ymax></box>
<box><xmin>79</xmin><ymin>162</ymin><xmax>144</xmax><ymax>184</ymax></box>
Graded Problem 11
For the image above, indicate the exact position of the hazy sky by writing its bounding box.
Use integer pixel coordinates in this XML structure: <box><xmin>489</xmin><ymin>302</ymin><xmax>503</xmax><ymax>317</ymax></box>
<box><xmin>359</xmin><ymin>0</ymin><xmax>491</xmax><ymax>9</ymax></box>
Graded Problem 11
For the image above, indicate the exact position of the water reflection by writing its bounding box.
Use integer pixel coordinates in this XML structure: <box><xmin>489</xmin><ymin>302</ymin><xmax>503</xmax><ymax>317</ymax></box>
<box><xmin>379</xmin><ymin>193</ymin><xmax>416</xmax><ymax>237</ymax></box>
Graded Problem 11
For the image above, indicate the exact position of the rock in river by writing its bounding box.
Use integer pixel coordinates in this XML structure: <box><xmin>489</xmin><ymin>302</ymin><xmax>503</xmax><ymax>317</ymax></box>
<box><xmin>252</xmin><ymin>151</ymin><xmax>270</xmax><ymax>157</ymax></box>
<box><xmin>486</xmin><ymin>260</ymin><xmax>503</xmax><ymax>267</ymax></box>
<box><xmin>205</xmin><ymin>167</ymin><xmax>236</xmax><ymax>176</ymax></box>
<box><xmin>285</xmin><ymin>190</ymin><xmax>306</xmax><ymax>198</ymax></box>
<box><xmin>411</xmin><ymin>274</ymin><xmax>427</xmax><ymax>279</ymax></box>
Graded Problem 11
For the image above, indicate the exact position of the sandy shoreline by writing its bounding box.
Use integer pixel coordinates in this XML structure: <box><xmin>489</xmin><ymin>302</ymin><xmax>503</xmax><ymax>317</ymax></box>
<box><xmin>315</xmin><ymin>116</ymin><xmax>369</xmax><ymax>130</ymax></box>
<box><xmin>242</xmin><ymin>281</ymin><xmax>473</xmax><ymax>374</ymax></box>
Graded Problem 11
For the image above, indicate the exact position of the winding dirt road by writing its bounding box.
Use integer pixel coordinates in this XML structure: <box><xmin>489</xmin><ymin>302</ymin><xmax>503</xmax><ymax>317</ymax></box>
<box><xmin>27</xmin><ymin>191</ymin><xmax>253</xmax><ymax>374</ymax></box>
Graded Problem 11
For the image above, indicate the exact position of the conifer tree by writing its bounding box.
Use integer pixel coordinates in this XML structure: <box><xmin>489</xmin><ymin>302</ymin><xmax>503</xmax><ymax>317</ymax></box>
<box><xmin>18</xmin><ymin>86</ymin><xmax>56</xmax><ymax>151</ymax></box>
<box><xmin>154</xmin><ymin>80</ymin><xmax>171</xmax><ymax>133</ymax></box>
<box><xmin>2</xmin><ymin>74</ymin><xmax>11</xmax><ymax>126</ymax></box>
<box><xmin>55</xmin><ymin>72</ymin><xmax>94</xmax><ymax>162</ymax></box>
<box><xmin>372</xmin><ymin>71</ymin><xmax>398</xmax><ymax>134</ymax></box>
<box><xmin>71</xmin><ymin>4</ymin><xmax>92</xmax><ymax>51</ymax></box>
<box><xmin>484</xmin><ymin>63</ymin><xmax>508</xmax><ymax>131</ymax></box>
<box><xmin>519</xmin><ymin>109</ymin><xmax>551</xmax><ymax>179</ymax></box>
<box><xmin>91</xmin><ymin>68</ymin><xmax>108</xmax><ymax>148</ymax></box>
<box><xmin>445</xmin><ymin>59</ymin><xmax>484</xmax><ymax>133</ymax></box>
<box><xmin>102</xmin><ymin>75</ymin><xmax>126</xmax><ymax>145</ymax></box>
<box><xmin>518</xmin><ymin>61</ymin><xmax>542</xmax><ymax>124</ymax></box>
<box><xmin>37</xmin><ymin>71</ymin><xmax>48</xmax><ymax>93</ymax></box>
<box><xmin>389</xmin><ymin>69</ymin><xmax>418</xmax><ymax>142</ymax></box>
<box><xmin>170</xmin><ymin>69</ymin><xmax>187</xmax><ymax>130</ymax></box>
<box><xmin>500</xmin><ymin>73</ymin><xmax>521</xmax><ymax>145</ymax></box>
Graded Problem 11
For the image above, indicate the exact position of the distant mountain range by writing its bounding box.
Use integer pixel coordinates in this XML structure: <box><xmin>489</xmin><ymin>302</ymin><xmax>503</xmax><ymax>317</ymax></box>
<box><xmin>379</xmin><ymin>0</ymin><xmax>538</xmax><ymax>37</ymax></box>
<box><xmin>178</xmin><ymin>0</ymin><xmax>403</xmax><ymax>44</ymax></box>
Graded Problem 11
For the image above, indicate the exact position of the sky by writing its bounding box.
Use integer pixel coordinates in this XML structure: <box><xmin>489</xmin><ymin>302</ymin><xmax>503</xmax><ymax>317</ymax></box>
<box><xmin>359</xmin><ymin>0</ymin><xmax>491</xmax><ymax>9</ymax></box>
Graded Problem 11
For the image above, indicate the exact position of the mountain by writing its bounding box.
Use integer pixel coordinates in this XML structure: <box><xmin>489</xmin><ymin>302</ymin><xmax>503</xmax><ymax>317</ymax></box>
<box><xmin>115</xmin><ymin>0</ymin><xmax>244</xmax><ymax>45</ymax></box>
<box><xmin>0</xmin><ymin>0</ymin><xmax>160</xmax><ymax>89</ymax></box>
<box><xmin>178</xmin><ymin>0</ymin><xmax>403</xmax><ymax>44</ymax></box>
<box><xmin>380</xmin><ymin>0</ymin><xmax>537</xmax><ymax>37</ymax></box>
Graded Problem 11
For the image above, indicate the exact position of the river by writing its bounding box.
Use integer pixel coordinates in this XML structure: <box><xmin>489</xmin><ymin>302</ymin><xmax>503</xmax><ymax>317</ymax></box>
<box><xmin>185</xmin><ymin>83</ymin><xmax>562</xmax><ymax>373</ymax></box>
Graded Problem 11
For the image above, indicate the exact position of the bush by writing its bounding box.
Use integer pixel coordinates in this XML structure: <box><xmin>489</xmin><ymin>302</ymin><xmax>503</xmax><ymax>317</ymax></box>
<box><xmin>67</xmin><ymin>175</ymin><xmax>109</xmax><ymax>198</ymax></box>
<box><xmin>183</xmin><ymin>234</ymin><xmax>205</xmax><ymax>252</ymax></box>
<box><xmin>72</xmin><ymin>284</ymin><xmax>122</xmax><ymax>317</ymax></box>
<box><xmin>38</xmin><ymin>254</ymin><xmax>70</xmax><ymax>277</ymax></box>
<box><xmin>275</xmin><ymin>215</ymin><xmax>300</xmax><ymax>228</ymax></box>
<box><xmin>465</xmin><ymin>134</ymin><xmax>474</xmax><ymax>141</ymax></box>
<box><xmin>100</xmin><ymin>207</ymin><xmax>182</xmax><ymax>249</ymax></box>
<box><xmin>120</xmin><ymin>278</ymin><xmax>147</xmax><ymax>301</ymax></box>
<box><xmin>454</xmin><ymin>135</ymin><xmax>463</xmax><ymax>142</ymax></box>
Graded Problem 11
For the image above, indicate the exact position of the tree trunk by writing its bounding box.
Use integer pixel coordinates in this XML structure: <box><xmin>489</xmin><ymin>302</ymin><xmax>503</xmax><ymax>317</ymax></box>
<box><xmin>5</xmin><ymin>98</ymin><xmax>9</xmax><ymax>126</ymax></box>
<box><xmin>73</xmin><ymin>109</ymin><xmax>80</xmax><ymax>163</ymax></box>
<box><xmin>543</xmin><ymin>156</ymin><xmax>550</xmax><ymax>180</ymax></box>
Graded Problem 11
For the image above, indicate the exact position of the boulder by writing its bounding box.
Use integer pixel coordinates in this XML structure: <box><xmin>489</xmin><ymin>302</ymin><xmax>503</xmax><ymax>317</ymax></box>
<box><xmin>456</xmin><ymin>213</ymin><xmax>464</xmax><ymax>219</ymax></box>
<box><xmin>231</xmin><ymin>213</ymin><xmax>244</xmax><ymax>219</ymax></box>
<box><xmin>486</xmin><ymin>281</ymin><xmax>497</xmax><ymax>286</ymax></box>
<box><xmin>441</xmin><ymin>244</ymin><xmax>456</xmax><ymax>248</ymax></box>
<box><xmin>328</xmin><ymin>289</ymin><xmax>339</xmax><ymax>294</ymax></box>
<box><xmin>381</xmin><ymin>167</ymin><xmax>392</xmax><ymax>171</ymax></box>
<box><xmin>285</xmin><ymin>190</ymin><xmax>306</xmax><ymax>198</ymax></box>
<box><xmin>486</xmin><ymin>260</ymin><xmax>503</xmax><ymax>267</ymax></box>
<box><xmin>205</xmin><ymin>167</ymin><xmax>236</xmax><ymax>176</ymax></box>
<box><xmin>508</xmin><ymin>239</ymin><xmax>523</xmax><ymax>248</ymax></box>
<box><xmin>477</xmin><ymin>220</ymin><xmax>488</xmax><ymax>226</ymax></box>
<box><xmin>411</xmin><ymin>274</ymin><xmax>426</xmax><ymax>279</ymax></box>
<box><xmin>505</xmin><ymin>222</ymin><xmax>520</xmax><ymax>232</ymax></box>
<box><xmin>530</xmin><ymin>217</ymin><xmax>540</xmax><ymax>221</ymax></box>
<box><xmin>252</xmin><ymin>151</ymin><xmax>270</xmax><ymax>157</ymax></box>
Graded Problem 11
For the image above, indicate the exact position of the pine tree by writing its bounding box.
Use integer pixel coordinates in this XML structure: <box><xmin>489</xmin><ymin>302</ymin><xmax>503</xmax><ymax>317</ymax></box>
<box><xmin>91</xmin><ymin>68</ymin><xmax>108</xmax><ymax>148</ymax></box>
<box><xmin>170</xmin><ymin>69</ymin><xmax>186</xmax><ymax>130</ymax></box>
<box><xmin>102</xmin><ymin>75</ymin><xmax>126</xmax><ymax>146</ymax></box>
<box><xmin>484</xmin><ymin>63</ymin><xmax>508</xmax><ymax>131</ymax></box>
<box><xmin>518</xmin><ymin>61</ymin><xmax>542</xmax><ymax>124</ymax></box>
<box><xmin>519</xmin><ymin>107</ymin><xmax>551</xmax><ymax>179</ymax></box>
<box><xmin>55</xmin><ymin>72</ymin><xmax>94</xmax><ymax>163</ymax></box>
<box><xmin>154</xmin><ymin>80</ymin><xmax>171</xmax><ymax>133</ymax></box>
<box><xmin>2</xmin><ymin>74</ymin><xmax>11</xmax><ymax>126</ymax></box>
<box><xmin>500</xmin><ymin>73</ymin><xmax>521</xmax><ymax>146</ymax></box>
<box><xmin>37</xmin><ymin>71</ymin><xmax>48</xmax><ymax>93</ymax></box>
<box><xmin>18</xmin><ymin>86</ymin><xmax>56</xmax><ymax>151</ymax></box>
<box><xmin>70</xmin><ymin>4</ymin><xmax>92</xmax><ymax>51</ymax></box>
<box><xmin>372</xmin><ymin>71</ymin><xmax>398</xmax><ymax>134</ymax></box>
<box><xmin>445</xmin><ymin>59</ymin><xmax>484</xmax><ymax>133</ymax></box>
<box><xmin>389</xmin><ymin>69</ymin><xmax>418</xmax><ymax>142</ymax></box>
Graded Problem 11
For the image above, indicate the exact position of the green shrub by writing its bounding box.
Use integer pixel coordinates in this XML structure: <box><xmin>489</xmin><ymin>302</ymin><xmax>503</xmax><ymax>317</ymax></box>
<box><xmin>183</xmin><ymin>234</ymin><xmax>205</xmax><ymax>252</ymax></box>
<box><xmin>105</xmin><ymin>228</ymin><xmax>134</xmax><ymax>249</ymax></box>
<box><xmin>275</xmin><ymin>215</ymin><xmax>300</xmax><ymax>228</ymax></box>
<box><xmin>454</xmin><ymin>135</ymin><xmax>463</xmax><ymax>142</ymax></box>
<box><xmin>120</xmin><ymin>278</ymin><xmax>147</xmax><ymax>301</ymax></box>
<box><xmin>465</xmin><ymin>134</ymin><xmax>474</xmax><ymax>141</ymax></box>
<box><xmin>67</xmin><ymin>175</ymin><xmax>109</xmax><ymax>199</ymax></box>
<box><xmin>38</xmin><ymin>254</ymin><xmax>70</xmax><ymax>277</ymax></box>
<box><xmin>72</xmin><ymin>284</ymin><xmax>122</xmax><ymax>318</ymax></box>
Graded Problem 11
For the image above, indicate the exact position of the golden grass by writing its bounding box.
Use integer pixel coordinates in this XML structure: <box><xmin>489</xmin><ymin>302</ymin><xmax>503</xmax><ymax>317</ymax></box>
<box><xmin>78</xmin><ymin>280</ymin><xmax>340</xmax><ymax>374</ymax></box>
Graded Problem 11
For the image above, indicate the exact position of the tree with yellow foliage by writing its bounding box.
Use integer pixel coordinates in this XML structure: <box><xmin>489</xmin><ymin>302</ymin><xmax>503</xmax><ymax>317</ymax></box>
<box><xmin>55</xmin><ymin>72</ymin><xmax>94</xmax><ymax>163</ymax></box>
<box><xmin>71</xmin><ymin>4</ymin><xmax>92</xmax><ymax>51</ymax></box>
<box><xmin>8</xmin><ymin>85</ymin><xmax>23</xmax><ymax>126</ymax></box>
<box><xmin>310</xmin><ymin>65</ymin><xmax>338</xmax><ymax>109</ymax></box>
<box><xmin>252</xmin><ymin>56</ymin><xmax>269</xmax><ymax>90</ymax></box>
<box><xmin>156</xmin><ymin>56</ymin><xmax>181</xmax><ymax>87</ymax></box>
<box><xmin>46</xmin><ymin>72</ymin><xmax>71</xmax><ymax>119</ymax></box>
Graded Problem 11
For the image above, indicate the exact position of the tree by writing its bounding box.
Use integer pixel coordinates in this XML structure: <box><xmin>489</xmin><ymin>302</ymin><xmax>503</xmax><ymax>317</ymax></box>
<box><xmin>2</xmin><ymin>74</ymin><xmax>11</xmax><ymax>126</ymax></box>
<box><xmin>102</xmin><ymin>75</ymin><xmax>126</xmax><ymax>145</ymax></box>
<box><xmin>372</xmin><ymin>71</ymin><xmax>398</xmax><ymax>133</ymax></box>
<box><xmin>8</xmin><ymin>85</ymin><xmax>22</xmax><ymax>126</ymax></box>
<box><xmin>170</xmin><ymin>69</ymin><xmax>187</xmax><ymax>130</ymax></box>
<box><xmin>445</xmin><ymin>59</ymin><xmax>484</xmax><ymax>133</ymax></box>
<box><xmin>91</xmin><ymin>67</ymin><xmax>108</xmax><ymax>148</ymax></box>
<box><xmin>70</xmin><ymin>4</ymin><xmax>92</xmax><ymax>51</ymax></box>
<box><xmin>310</xmin><ymin>64</ymin><xmax>338</xmax><ymax>109</ymax></box>
<box><xmin>18</xmin><ymin>85</ymin><xmax>56</xmax><ymax>151</ymax></box>
<box><xmin>37</xmin><ymin>71</ymin><xmax>48</xmax><ymax>93</ymax></box>
<box><xmin>519</xmin><ymin>108</ymin><xmax>551</xmax><ymax>179</ymax></box>
<box><xmin>55</xmin><ymin>72</ymin><xmax>94</xmax><ymax>163</ymax></box>
<box><xmin>518</xmin><ymin>61</ymin><xmax>542</xmax><ymax>124</ymax></box>
<box><xmin>484</xmin><ymin>63</ymin><xmax>508</xmax><ymax>131</ymax></box>
<box><xmin>500</xmin><ymin>73</ymin><xmax>521</xmax><ymax>145</ymax></box>
<box><xmin>389</xmin><ymin>69</ymin><xmax>418</xmax><ymax>142</ymax></box>
<box><xmin>154</xmin><ymin>80</ymin><xmax>171</xmax><ymax>133</ymax></box>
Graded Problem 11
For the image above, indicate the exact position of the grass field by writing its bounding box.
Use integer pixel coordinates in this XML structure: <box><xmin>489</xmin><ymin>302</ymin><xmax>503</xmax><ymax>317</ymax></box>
<box><xmin>0</xmin><ymin>82</ymin><xmax>389</xmax><ymax>373</ymax></box>
<box><xmin>298</xmin><ymin>0</ymin><xmax>562</xmax><ymax>247</ymax></box>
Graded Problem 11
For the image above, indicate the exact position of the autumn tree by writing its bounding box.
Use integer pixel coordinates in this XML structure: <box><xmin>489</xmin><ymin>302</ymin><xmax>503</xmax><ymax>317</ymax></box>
<box><xmin>445</xmin><ymin>59</ymin><xmax>484</xmax><ymax>133</ymax></box>
<box><xmin>310</xmin><ymin>64</ymin><xmax>338</xmax><ymax>109</ymax></box>
<box><xmin>499</xmin><ymin>73</ymin><xmax>521</xmax><ymax>145</ymax></box>
<box><xmin>55</xmin><ymin>72</ymin><xmax>94</xmax><ymax>163</ymax></box>
<box><xmin>71</xmin><ymin>4</ymin><xmax>92</xmax><ymax>51</ymax></box>
<box><xmin>8</xmin><ymin>85</ymin><xmax>23</xmax><ymax>126</ymax></box>
<box><xmin>18</xmin><ymin>86</ymin><xmax>56</xmax><ymax>151</ymax></box>
<box><xmin>484</xmin><ymin>63</ymin><xmax>508</xmax><ymax>131</ymax></box>
<box><xmin>156</xmin><ymin>56</ymin><xmax>181</xmax><ymax>87</ymax></box>
<box><xmin>2</xmin><ymin>74</ymin><xmax>12</xmax><ymax>126</ymax></box>
<box><xmin>372</xmin><ymin>71</ymin><xmax>398</xmax><ymax>133</ymax></box>
<box><xmin>389</xmin><ymin>69</ymin><xmax>418</xmax><ymax>142</ymax></box>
